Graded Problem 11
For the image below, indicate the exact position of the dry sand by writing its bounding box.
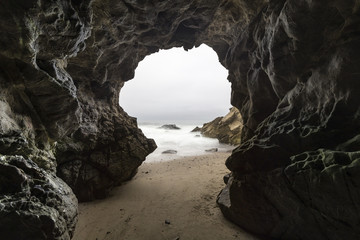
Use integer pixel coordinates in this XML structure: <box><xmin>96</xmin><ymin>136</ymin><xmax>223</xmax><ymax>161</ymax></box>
<box><xmin>73</xmin><ymin>152</ymin><xmax>260</xmax><ymax>240</ymax></box>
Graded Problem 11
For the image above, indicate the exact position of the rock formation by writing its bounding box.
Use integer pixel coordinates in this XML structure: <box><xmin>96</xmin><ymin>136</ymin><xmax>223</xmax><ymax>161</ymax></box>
<box><xmin>191</xmin><ymin>126</ymin><xmax>201</xmax><ymax>132</ymax></box>
<box><xmin>200</xmin><ymin>107</ymin><xmax>243</xmax><ymax>145</ymax></box>
<box><xmin>0</xmin><ymin>155</ymin><xmax>78</xmax><ymax>240</ymax></box>
<box><xmin>205</xmin><ymin>148</ymin><xmax>218</xmax><ymax>153</ymax></box>
<box><xmin>162</xmin><ymin>150</ymin><xmax>178</xmax><ymax>154</ymax></box>
<box><xmin>217</xmin><ymin>2</ymin><xmax>360</xmax><ymax>239</ymax></box>
<box><xmin>1</xmin><ymin>0</ymin><xmax>360</xmax><ymax>239</ymax></box>
<box><xmin>159</xmin><ymin>124</ymin><xmax>181</xmax><ymax>130</ymax></box>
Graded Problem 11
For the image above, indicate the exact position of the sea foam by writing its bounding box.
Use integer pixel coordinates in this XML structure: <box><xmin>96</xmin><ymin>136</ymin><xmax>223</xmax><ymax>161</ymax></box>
<box><xmin>139</xmin><ymin>123</ymin><xmax>234</xmax><ymax>162</ymax></box>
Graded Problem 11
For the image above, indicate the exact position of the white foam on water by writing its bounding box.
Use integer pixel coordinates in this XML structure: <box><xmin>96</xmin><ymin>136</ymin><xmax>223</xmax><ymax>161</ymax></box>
<box><xmin>139</xmin><ymin>123</ymin><xmax>235</xmax><ymax>162</ymax></box>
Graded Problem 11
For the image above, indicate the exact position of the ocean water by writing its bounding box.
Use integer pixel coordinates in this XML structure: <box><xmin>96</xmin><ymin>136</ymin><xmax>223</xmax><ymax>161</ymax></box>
<box><xmin>139</xmin><ymin>123</ymin><xmax>235</xmax><ymax>162</ymax></box>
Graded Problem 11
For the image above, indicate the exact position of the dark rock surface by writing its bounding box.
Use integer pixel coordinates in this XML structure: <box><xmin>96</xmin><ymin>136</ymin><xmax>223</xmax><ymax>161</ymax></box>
<box><xmin>1</xmin><ymin>0</ymin><xmax>360</xmax><ymax>239</ymax></box>
<box><xmin>0</xmin><ymin>155</ymin><xmax>77</xmax><ymax>240</ymax></box>
<box><xmin>200</xmin><ymin>107</ymin><xmax>243</xmax><ymax>145</ymax></box>
<box><xmin>205</xmin><ymin>148</ymin><xmax>218</xmax><ymax>153</ymax></box>
<box><xmin>191</xmin><ymin>127</ymin><xmax>201</xmax><ymax>132</ymax></box>
<box><xmin>217</xmin><ymin>1</ymin><xmax>360</xmax><ymax>239</ymax></box>
<box><xmin>159</xmin><ymin>124</ymin><xmax>181</xmax><ymax>130</ymax></box>
<box><xmin>0</xmin><ymin>0</ymin><xmax>157</xmax><ymax>205</ymax></box>
<box><xmin>55</xmin><ymin>111</ymin><xmax>156</xmax><ymax>201</ymax></box>
<box><xmin>162</xmin><ymin>150</ymin><xmax>178</xmax><ymax>154</ymax></box>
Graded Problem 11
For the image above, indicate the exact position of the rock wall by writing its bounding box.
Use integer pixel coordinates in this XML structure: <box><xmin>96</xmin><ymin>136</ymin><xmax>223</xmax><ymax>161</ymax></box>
<box><xmin>0</xmin><ymin>156</ymin><xmax>78</xmax><ymax>240</ymax></box>
<box><xmin>1</xmin><ymin>0</ymin><xmax>360</xmax><ymax>239</ymax></box>
<box><xmin>218</xmin><ymin>1</ymin><xmax>360</xmax><ymax>239</ymax></box>
<box><xmin>200</xmin><ymin>107</ymin><xmax>243</xmax><ymax>145</ymax></box>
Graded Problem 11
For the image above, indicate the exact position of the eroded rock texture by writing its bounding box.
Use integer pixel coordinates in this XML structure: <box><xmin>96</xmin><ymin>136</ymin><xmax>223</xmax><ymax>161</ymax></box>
<box><xmin>200</xmin><ymin>107</ymin><xmax>243</xmax><ymax>145</ymax></box>
<box><xmin>1</xmin><ymin>0</ymin><xmax>360</xmax><ymax>239</ymax></box>
<box><xmin>218</xmin><ymin>1</ymin><xmax>360</xmax><ymax>239</ymax></box>
<box><xmin>0</xmin><ymin>155</ymin><xmax>77</xmax><ymax>240</ymax></box>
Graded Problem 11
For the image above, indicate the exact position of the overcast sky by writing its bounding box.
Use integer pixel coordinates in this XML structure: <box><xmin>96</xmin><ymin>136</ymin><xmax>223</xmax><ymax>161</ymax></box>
<box><xmin>119</xmin><ymin>44</ymin><xmax>232</xmax><ymax>124</ymax></box>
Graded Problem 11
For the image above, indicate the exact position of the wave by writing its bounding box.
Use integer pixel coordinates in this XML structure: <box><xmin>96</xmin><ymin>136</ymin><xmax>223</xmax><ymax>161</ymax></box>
<box><xmin>139</xmin><ymin>124</ymin><xmax>234</xmax><ymax>162</ymax></box>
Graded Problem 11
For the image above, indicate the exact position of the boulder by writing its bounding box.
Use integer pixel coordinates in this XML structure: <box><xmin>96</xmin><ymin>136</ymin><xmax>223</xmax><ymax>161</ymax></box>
<box><xmin>162</xmin><ymin>150</ymin><xmax>178</xmax><ymax>154</ymax></box>
<box><xmin>205</xmin><ymin>148</ymin><xmax>218</xmax><ymax>152</ymax></box>
<box><xmin>200</xmin><ymin>107</ymin><xmax>243</xmax><ymax>145</ymax></box>
<box><xmin>159</xmin><ymin>124</ymin><xmax>181</xmax><ymax>130</ymax></box>
<box><xmin>191</xmin><ymin>127</ymin><xmax>201</xmax><ymax>132</ymax></box>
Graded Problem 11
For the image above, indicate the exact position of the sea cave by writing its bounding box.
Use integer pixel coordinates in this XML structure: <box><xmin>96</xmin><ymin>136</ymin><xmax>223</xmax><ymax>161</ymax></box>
<box><xmin>0</xmin><ymin>0</ymin><xmax>360</xmax><ymax>239</ymax></box>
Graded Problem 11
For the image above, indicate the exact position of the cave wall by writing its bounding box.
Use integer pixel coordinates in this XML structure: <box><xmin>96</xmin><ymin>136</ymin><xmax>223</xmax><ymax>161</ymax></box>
<box><xmin>218</xmin><ymin>1</ymin><xmax>360</xmax><ymax>239</ymax></box>
<box><xmin>1</xmin><ymin>0</ymin><xmax>360</xmax><ymax>239</ymax></box>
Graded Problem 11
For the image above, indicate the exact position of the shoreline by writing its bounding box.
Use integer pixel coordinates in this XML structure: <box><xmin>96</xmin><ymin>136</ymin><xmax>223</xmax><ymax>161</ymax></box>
<box><xmin>73</xmin><ymin>153</ymin><xmax>260</xmax><ymax>240</ymax></box>
<box><xmin>145</xmin><ymin>148</ymin><xmax>234</xmax><ymax>162</ymax></box>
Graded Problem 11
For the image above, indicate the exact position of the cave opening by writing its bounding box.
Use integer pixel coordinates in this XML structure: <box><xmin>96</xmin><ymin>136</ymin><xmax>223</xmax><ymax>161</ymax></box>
<box><xmin>1</xmin><ymin>0</ymin><xmax>359</xmax><ymax>239</ymax></box>
<box><xmin>119</xmin><ymin>44</ymin><xmax>236</xmax><ymax>161</ymax></box>
<box><xmin>72</xmin><ymin>45</ymin><xmax>249</xmax><ymax>240</ymax></box>
<box><xmin>120</xmin><ymin>44</ymin><xmax>231</xmax><ymax>124</ymax></box>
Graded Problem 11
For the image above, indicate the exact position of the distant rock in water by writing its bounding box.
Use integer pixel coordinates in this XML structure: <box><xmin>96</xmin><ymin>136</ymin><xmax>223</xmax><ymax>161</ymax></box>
<box><xmin>159</xmin><ymin>124</ymin><xmax>181</xmax><ymax>130</ymax></box>
<box><xmin>162</xmin><ymin>150</ymin><xmax>178</xmax><ymax>154</ymax></box>
<box><xmin>205</xmin><ymin>148</ymin><xmax>218</xmax><ymax>152</ymax></box>
<box><xmin>200</xmin><ymin>107</ymin><xmax>242</xmax><ymax>145</ymax></box>
<box><xmin>191</xmin><ymin>126</ymin><xmax>201</xmax><ymax>132</ymax></box>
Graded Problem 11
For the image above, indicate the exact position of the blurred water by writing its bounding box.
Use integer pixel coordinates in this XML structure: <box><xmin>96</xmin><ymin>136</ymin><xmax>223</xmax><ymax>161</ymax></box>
<box><xmin>139</xmin><ymin>123</ymin><xmax>234</xmax><ymax>162</ymax></box>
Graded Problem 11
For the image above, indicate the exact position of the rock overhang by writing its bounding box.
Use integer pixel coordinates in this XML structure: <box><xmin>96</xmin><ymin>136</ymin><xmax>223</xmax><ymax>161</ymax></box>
<box><xmin>1</xmin><ymin>0</ymin><xmax>360</xmax><ymax>239</ymax></box>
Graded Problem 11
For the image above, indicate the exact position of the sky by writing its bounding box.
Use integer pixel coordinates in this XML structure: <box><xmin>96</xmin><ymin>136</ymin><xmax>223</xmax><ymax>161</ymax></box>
<box><xmin>119</xmin><ymin>44</ymin><xmax>232</xmax><ymax>124</ymax></box>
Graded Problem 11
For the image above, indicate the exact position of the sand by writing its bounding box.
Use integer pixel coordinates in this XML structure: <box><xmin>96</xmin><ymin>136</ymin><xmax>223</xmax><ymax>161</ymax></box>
<box><xmin>73</xmin><ymin>153</ymin><xmax>260</xmax><ymax>240</ymax></box>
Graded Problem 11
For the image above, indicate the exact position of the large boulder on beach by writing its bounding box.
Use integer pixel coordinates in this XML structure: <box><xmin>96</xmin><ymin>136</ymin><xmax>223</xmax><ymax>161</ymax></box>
<box><xmin>200</xmin><ymin>107</ymin><xmax>242</xmax><ymax>145</ymax></box>
<box><xmin>2</xmin><ymin>0</ymin><xmax>360</xmax><ymax>239</ymax></box>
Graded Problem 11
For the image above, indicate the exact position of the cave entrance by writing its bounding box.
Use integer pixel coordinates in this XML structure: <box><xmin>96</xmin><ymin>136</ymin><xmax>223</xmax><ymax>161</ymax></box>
<box><xmin>74</xmin><ymin>45</ymin><xmax>250</xmax><ymax>240</ymax></box>
<box><xmin>120</xmin><ymin>44</ymin><xmax>234</xmax><ymax>161</ymax></box>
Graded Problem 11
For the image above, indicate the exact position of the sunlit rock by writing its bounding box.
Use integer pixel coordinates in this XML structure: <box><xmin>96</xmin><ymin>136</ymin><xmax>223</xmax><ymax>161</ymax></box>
<box><xmin>200</xmin><ymin>107</ymin><xmax>243</xmax><ymax>145</ymax></box>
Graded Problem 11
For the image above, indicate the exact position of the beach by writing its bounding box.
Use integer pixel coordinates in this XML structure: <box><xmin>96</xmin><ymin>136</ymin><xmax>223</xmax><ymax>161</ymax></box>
<box><xmin>73</xmin><ymin>152</ymin><xmax>260</xmax><ymax>240</ymax></box>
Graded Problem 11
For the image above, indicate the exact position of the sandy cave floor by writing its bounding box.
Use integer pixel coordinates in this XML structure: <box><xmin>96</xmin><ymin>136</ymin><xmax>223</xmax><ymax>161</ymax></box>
<box><xmin>72</xmin><ymin>152</ymin><xmax>261</xmax><ymax>240</ymax></box>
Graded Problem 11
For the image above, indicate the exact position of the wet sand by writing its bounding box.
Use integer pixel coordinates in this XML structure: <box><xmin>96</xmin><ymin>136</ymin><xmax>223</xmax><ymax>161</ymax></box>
<box><xmin>73</xmin><ymin>152</ymin><xmax>260</xmax><ymax>240</ymax></box>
